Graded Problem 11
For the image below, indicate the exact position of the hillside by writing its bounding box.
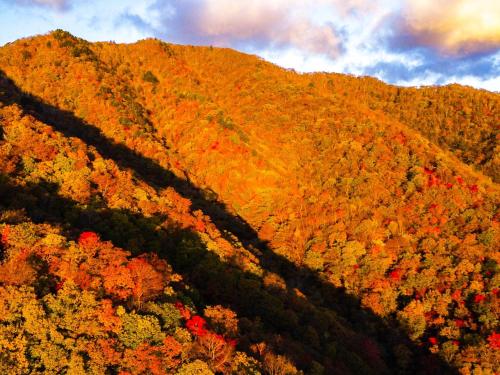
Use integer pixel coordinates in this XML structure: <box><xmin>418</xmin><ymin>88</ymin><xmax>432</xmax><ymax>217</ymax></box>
<box><xmin>320</xmin><ymin>75</ymin><xmax>499</xmax><ymax>182</ymax></box>
<box><xmin>0</xmin><ymin>30</ymin><xmax>498</xmax><ymax>374</ymax></box>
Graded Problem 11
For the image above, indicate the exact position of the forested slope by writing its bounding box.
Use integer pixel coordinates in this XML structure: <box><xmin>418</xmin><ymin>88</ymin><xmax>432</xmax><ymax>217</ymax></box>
<box><xmin>318</xmin><ymin>74</ymin><xmax>499</xmax><ymax>182</ymax></box>
<box><xmin>0</xmin><ymin>31</ymin><xmax>498</xmax><ymax>374</ymax></box>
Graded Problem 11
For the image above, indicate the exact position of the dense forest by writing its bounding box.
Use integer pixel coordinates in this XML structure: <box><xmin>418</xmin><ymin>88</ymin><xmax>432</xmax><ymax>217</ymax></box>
<box><xmin>0</xmin><ymin>30</ymin><xmax>498</xmax><ymax>374</ymax></box>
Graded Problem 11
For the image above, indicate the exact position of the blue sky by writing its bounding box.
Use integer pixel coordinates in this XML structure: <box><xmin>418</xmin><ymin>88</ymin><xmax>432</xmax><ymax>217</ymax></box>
<box><xmin>1</xmin><ymin>0</ymin><xmax>499</xmax><ymax>91</ymax></box>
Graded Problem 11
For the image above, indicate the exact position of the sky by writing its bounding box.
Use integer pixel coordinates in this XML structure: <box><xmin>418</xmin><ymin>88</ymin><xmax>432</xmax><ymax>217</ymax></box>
<box><xmin>0</xmin><ymin>0</ymin><xmax>499</xmax><ymax>91</ymax></box>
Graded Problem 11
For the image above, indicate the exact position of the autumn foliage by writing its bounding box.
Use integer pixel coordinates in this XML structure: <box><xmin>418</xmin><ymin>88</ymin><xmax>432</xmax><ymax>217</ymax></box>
<box><xmin>0</xmin><ymin>30</ymin><xmax>498</xmax><ymax>374</ymax></box>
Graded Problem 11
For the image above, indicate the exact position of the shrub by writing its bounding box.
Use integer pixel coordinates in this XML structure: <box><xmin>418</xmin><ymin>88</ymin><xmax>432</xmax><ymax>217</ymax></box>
<box><xmin>142</xmin><ymin>71</ymin><xmax>159</xmax><ymax>84</ymax></box>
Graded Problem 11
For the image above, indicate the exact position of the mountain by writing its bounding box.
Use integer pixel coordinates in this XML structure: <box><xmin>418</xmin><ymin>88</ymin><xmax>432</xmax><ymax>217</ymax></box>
<box><xmin>0</xmin><ymin>30</ymin><xmax>498</xmax><ymax>374</ymax></box>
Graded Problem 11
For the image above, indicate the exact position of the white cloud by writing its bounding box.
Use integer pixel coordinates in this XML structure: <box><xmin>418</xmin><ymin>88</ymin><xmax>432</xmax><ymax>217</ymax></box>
<box><xmin>398</xmin><ymin>0</ymin><xmax>500</xmax><ymax>54</ymax></box>
<box><xmin>154</xmin><ymin>0</ymin><xmax>350</xmax><ymax>58</ymax></box>
<box><xmin>445</xmin><ymin>75</ymin><xmax>500</xmax><ymax>92</ymax></box>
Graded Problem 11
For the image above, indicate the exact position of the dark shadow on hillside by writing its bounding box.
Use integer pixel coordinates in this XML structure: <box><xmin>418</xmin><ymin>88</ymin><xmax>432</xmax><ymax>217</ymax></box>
<box><xmin>0</xmin><ymin>70</ymin><xmax>457</xmax><ymax>374</ymax></box>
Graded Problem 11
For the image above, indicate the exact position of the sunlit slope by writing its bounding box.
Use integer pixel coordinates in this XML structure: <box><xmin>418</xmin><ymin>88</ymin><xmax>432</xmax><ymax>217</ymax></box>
<box><xmin>310</xmin><ymin>73</ymin><xmax>500</xmax><ymax>182</ymax></box>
